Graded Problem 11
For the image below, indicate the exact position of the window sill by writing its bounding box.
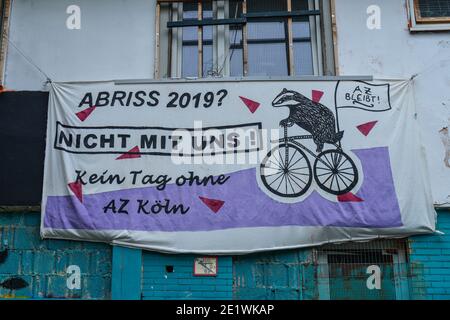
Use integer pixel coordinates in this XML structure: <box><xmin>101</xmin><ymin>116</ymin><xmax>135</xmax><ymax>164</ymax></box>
<box><xmin>409</xmin><ymin>23</ymin><xmax>450</xmax><ymax>32</ymax></box>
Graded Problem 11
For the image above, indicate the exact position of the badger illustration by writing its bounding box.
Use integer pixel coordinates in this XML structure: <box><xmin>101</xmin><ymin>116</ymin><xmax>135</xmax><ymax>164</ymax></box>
<box><xmin>272</xmin><ymin>88</ymin><xmax>344</xmax><ymax>153</ymax></box>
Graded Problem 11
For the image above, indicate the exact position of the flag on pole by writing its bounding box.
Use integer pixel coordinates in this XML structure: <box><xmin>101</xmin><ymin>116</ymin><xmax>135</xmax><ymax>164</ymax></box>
<box><xmin>335</xmin><ymin>81</ymin><xmax>391</xmax><ymax>112</ymax></box>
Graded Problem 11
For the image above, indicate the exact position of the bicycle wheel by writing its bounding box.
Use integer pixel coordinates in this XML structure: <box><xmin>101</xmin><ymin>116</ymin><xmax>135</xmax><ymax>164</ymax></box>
<box><xmin>260</xmin><ymin>143</ymin><xmax>312</xmax><ymax>198</ymax></box>
<box><xmin>313</xmin><ymin>149</ymin><xmax>358</xmax><ymax>195</ymax></box>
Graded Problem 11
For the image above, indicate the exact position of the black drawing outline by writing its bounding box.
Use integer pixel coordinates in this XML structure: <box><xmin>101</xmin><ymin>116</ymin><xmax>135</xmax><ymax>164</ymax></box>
<box><xmin>260</xmin><ymin>87</ymin><xmax>360</xmax><ymax>198</ymax></box>
<box><xmin>334</xmin><ymin>80</ymin><xmax>392</xmax><ymax>113</ymax></box>
<box><xmin>53</xmin><ymin>121</ymin><xmax>262</xmax><ymax>156</ymax></box>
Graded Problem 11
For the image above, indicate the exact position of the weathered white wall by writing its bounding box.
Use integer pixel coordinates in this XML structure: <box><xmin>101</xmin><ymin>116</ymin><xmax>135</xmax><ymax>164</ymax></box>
<box><xmin>334</xmin><ymin>0</ymin><xmax>450</xmax><ymax>206</ymax></box>
<box><xmin>4</xmin><ymin>0</ymin><xmax>448</xmax><ymax>206</ymax></box>
<box><xmin>4</xmin><ymin>0</ymin><xmax>156</xmax><ymax>90</ymax></box>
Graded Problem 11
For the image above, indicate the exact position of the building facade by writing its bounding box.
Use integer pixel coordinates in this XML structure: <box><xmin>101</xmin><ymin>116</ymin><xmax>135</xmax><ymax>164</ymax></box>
<box><xmin>0</xmin><ymin>0</ymin><xmax>449</xmax><ymax>299</ymax></box>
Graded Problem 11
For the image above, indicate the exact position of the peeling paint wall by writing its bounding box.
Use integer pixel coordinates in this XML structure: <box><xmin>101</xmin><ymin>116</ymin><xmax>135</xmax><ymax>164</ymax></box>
<box><xmin>0</xmin><ymin>212</ymin><xmax>112</xmax><ymax>299</ymax></box>
<box><xmin>334</xmin><ymin>0</ymin><xmax>450</xmax><ymax>206</ymax></box>
<box><xmin>233</xmin><ymin>249</ymin><xmax>317</xmax><ymax>300</ymax></box>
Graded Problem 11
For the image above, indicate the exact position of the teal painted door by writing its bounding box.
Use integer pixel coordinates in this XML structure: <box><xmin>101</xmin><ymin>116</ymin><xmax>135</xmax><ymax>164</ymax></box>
<box><xmin>318</xmin><ymin>240</ymin><xmax>410</xmax><ymax>300</ymax></box>
<box><xmin>325</xmin><ymin>252</ymin><xmax>397</xmax><ymax>300</ymax></box>
<box><xmin>233</xmin><ymin>249</ymin><xmax>316</xmax><ymax>300</ymax></box>
<box><xmin>233</xmin><ymin>241</ymin><xmax>409</xmax><ymax>300</ymax></box>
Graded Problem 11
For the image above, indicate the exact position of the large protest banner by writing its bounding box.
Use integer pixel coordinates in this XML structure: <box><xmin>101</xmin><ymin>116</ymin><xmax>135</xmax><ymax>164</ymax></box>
<box><xmin>41</xmin><ymin>79</ymin><xmax>436</xmax><ymax>253</ymax></box>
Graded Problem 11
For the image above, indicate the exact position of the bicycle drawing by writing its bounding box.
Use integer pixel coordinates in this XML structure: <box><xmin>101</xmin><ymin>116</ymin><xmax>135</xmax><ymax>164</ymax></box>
<box><xmin>260</xmin><ymin>88</ymin><xmax>359</xmax><ymax>198</ymax></box>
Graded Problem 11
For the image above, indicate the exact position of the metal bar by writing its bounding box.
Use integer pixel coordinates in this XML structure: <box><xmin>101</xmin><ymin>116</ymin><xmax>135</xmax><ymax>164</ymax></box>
<box><xmin>114</xmin><ymin>75</ymin><xmax>375</xmax><ymax>85</ymax></box>
<box><xmin>245</xmin><ymin>10</ymin><xmax>320</xmax><ymax>19</ymax></box>
<box><xmin>154</xmin><ymin>2</ymin><xmax>161</xmax><ymax>79</ymax></box>
<box><xmin>197</xmin><ymin>1</ymin><xmax>203</xmax><ymax>77</ymax></box>
<box><xmin>167</xmin><ymin>10</ymin><xmax>320</xmax><ymax>28</ymax></box>
<box><xmin>287</xmin><ymin>0</ymin><xmax>295</xmax><ymax>76</ymax></box>
<box><xmin>330</xmin><ymin>0</ymin><xmax>339</xmax><ymax>75</ymax></box>
<box><xmin>187</xmin><ymin>39</ymin><xmax>291</xmax><ymax>48</ymax></box>
<box><xmin>0</xmin><ymin>0</ymin><xmax>9</xmax><ymax>85</ymax></box>
<box><xmin>183</xmin><ymin>37</ymin><xmax>312</xmax><ymax>47</ymax></box>
<box><xmin>158</xmin><ymin>0</ymin><xmax>243</xmax><ymax>3</ymax></box>
<box><xmin>242</xmin><ymin>0</ymin><xmax>248</xmax><ymax>76</ymax></box>
<box><xmin>0</xmin><ymin>1</ymin><xmax>4</xmax><ymax>68</ymax></box>
<box><xmin>167</xmin><ymin>17</ymin><xmax>246</xmax><ymax>27</ymax></box>
<box><xmin>320</xmin><ymin>0</ymin><xmax>335</xmax><ymax>75</ymax></box>
<box><xmin>272</xmin><ymin>135</ymin><xmax>313</xmax><ymax>143</ymax></box>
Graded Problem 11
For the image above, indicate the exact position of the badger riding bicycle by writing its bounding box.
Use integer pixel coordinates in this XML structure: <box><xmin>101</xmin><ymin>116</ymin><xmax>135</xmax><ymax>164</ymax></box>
<box><xmin>260</xmin><ymin>124</ymin><xmax>359</xmax><ymax>198</ymax></box>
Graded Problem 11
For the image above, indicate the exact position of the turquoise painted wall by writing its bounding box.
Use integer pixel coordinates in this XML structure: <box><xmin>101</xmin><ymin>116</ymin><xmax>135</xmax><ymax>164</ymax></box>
<box><xmin>409</xmin><ymin>210</ymin><xmax>450</xmax><ymax>300</ymax></box>
<box><xmin>0</xmin><ymin>212</ymin><xmax>112</xmax><ymax>299</ymax></box>
<box><xmin>140</xmin><ymin>252</ymin><xmax>233</xmax><ymax>300</ymax></box>
<box><xmin>2</xmin><ymin>210</ymin><xmax>450</xmax><ymax>300</ymax></box>
<box><xmin>233</xmin><ymin>249</ymin><xmax>317</xmax><ymax>300</ymax></box>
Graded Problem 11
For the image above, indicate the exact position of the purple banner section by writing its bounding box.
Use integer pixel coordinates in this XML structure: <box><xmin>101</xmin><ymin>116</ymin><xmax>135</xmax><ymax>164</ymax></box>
<box><xmin>44</xmin><ymin>147</ymin><xmax>402</xmax><ymax>231</ymax></box>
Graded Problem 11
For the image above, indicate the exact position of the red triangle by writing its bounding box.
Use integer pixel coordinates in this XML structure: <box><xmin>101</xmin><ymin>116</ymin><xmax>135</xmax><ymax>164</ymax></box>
<box><xmin>239</xmin><ymin>96</ymin><xmax>260</xmax><ymax>113</ymax></box>
<box><xmin>116</xmin><ymin>146</ymin><xmax>141</xmax><ymax>160</ymax></box>
<box><xmin>68</xmin><ymin>181</ymin><xmax>83</xmax><ymax>203</ymax></box>
<box><xmin>357</xmin><ymin>121</ymin><xmax>378</xmax><ymax>136</ymax></box>
<box><xmin>199</xmin><ymin>196</ymin><xmax>225</xmax><ymax>213</ymax></box>
<box><xmin>312</xmin><ymin>90</ymin><xmax>324</xmax><ymax>103</ymax></box>
<box><xmin>76</xmin><ymin>106</ymin><xmax>96</xmax><ymax>121</ymax></box>
<box><xmin>337</xmin><ymin>192</ymin><xmax>363</xmax><ymax>202</ymax></box>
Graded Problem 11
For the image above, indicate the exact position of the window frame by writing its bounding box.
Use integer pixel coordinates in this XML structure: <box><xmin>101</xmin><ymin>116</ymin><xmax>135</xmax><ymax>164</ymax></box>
<box><xmin>408</xmin><ymin>0</ymin><xmax>450</xmax><ymax>31</ymax></box>
<box><xmin>155</xmin><ymin>0</ymin><xmax>335</xmax><ymax>79</ymax></box>
<box><xmin>0</xmin><ymin>0</ymin><xmax>11</xmax><ymax>86</ymax></box>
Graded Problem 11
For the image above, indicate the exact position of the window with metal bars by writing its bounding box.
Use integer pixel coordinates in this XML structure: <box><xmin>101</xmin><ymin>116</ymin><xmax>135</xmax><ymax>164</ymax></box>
<box><xmin>315</xmin><ymin>239</ymin><xmax>411</xmax><ymax>300</ymax></box>
<box><xmin>155</xmin><ymin>0</ymin><xmax>334</xmax><ymax>78</ymax></box>
<box><xmin>415</xmin><ymin>0</ymin><xmax>450</xmax><ymax>21</ymax></box>
<box><xmin>408</xmin><ymin>0</ymin><xmax>450</xmax><ymax>31</ymax></box>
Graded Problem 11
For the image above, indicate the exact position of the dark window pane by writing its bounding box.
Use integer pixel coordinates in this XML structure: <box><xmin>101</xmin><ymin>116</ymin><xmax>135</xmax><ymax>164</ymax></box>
<box><xmin>229</xmin><ymin>26</ymin><xmax>243</xmax><ymax>76</ymax></box>
<box><xmin>181</xmin><ymin>4</ymin><xmax>198</xmax><ymax>77</ymax></box>
<box><xmin>203</xmin><ymin>44</ymin><xmax>213</xmax><ymax>76</ymax></box>
<box><xmin>230</xmin><ymin>48</ymin><xmax>243</xmax><ymax>76</ymax></box>
<box><xmin>294</xmin><ymin>42</ymin><xmax>313</xmax><ymax>75</ymax></box>
<box><xmin>181</xmin><ymin>1</ymin><xmax>213</xmax><ymax>77</ymax></box>
<box><xmin>292</xmin><ymin>19</ymin><xmax>313</xmax><ymax>75</ymax></box>
<box><xmin>203</xmin><ymin>25</ymin><xmax>213</xmax><ymax>40</ymax></box>
<box><xmin>292</xmin><ymin>20</ymin><xmax>310</xmax><ymax>38</ymax></box>
<box><xmin>247</xmin><ymin>0</ymin><xmax>286</xmax><ymax>13</ymax></box>
<box><xmin>182</xmin><ymin>45</ymin><xmax>198</xmax><ymax>77</ymax></box>
<box><xmin>183</xmin><ymin>3</ymin><xmax>197</xmax><ymax>19</ymax></box>
<box><xmin>245</xmin><ymin>1</ymin><xmax>289</xmax><ymax>76</ymax></box>
<box><xmin>418</xmin><ymin>0</ymin><xmax>450</xmax><ymax>18</ymax></box>
<box><xmin>228</xmin><ymin>0</ymin><xmax>243</xmax><ymax>18</ymax></box>
<box><xmin>222</xmin><ymin>1</ymin><xmax>243</xmax><ymax>76</ymax></box>
<box><xmin>247</xmin><ymin>19</ymin><xmax>287</xmax><ymax>76</ymax></box>
<box><xmin>230</xmin><ymin>27</ymin><xmax>243</xmax><ymax>44</ymax></box>
<box><xmin>292</xmin><ymin>0</ymin><xmax>309</xmax><ymax>11</ymax></box>
<box><xmin>202</xmin><ymin>2</ymin><xmax>213</xmax><ymax>77</ymax></box>
<box><xmin>183</xmin><ymin>26</ymin><xmax>197</xmax><ymax>42</ymax></box>
<box><xmin>248</xmin><ymin>43</ymin><xmax>288</xmax><ymax>76</ymax></box>
<box><xmin>247</xmin><ymin>21</ymin><xmax>285</xmax><ymax>40</ymax></box>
